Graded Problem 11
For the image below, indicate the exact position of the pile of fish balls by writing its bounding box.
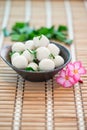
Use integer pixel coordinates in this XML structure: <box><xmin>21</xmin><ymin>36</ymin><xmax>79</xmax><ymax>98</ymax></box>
<box><xmin>11</xmin><ymin>35</ymin><xmax>64</xmax><ymax>71</ymax></box>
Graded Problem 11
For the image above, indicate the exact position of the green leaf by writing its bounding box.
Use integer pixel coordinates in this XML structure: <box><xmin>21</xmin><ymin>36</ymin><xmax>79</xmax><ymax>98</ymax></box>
<box><xmin>55</xmin><ymin>31</ymin><xmax>66</xmax><ymax>42</ymax></box>
<box><xmin>2</xmin><ymin>21</ymin><xmax>73</xmax><ymax>45</ymax></box>
<box><xmin>58</xmin><ymin>25</ymin><xmax>68</xmax><ymax>32</ymax></box>
<box><xmin>12</xmin><ymin>22</ymin><xmax>29</xmax><ymax>30</ymax></box>
<box><xmin>9</xmin><ymin>51</ymin><xmax>23</xmax><ymax>57</ymax></box>
<box><xmin>28</xmin><ymin>49</ymin><xmax>37</xmax><ymax>59</ymax></box>
<box><xmin>19</xmin><ymin>51</ymin><xmax>24</xmax><ymax>55</ymax></box>
<box><xmin>11</xmin><ymin>34</ymin><xmax>28</xmax><ymax>42</ymax></box>
<box><xmin>37</xmin><ymin>26</ymin><xmax>54</xmax><ymax>38</ymax></box>
<box><xmin>25</xmin><ymin>67</ymin><xmax>35</xmax><ymax>71</ymax></box>
<box><xmin>2</xmin><ymin>28</ymin><xmax>10</xmax><ymax>37</ymax></box>
<box><xmin>37</xmin><ymin>27</ymin><xmax>49</xmax><ymax>35</ymax></box>
<box><xmin>39</xmin><ymin>35</ymin><xmax>42</xmax><ymax>40</ymax></box>
<box><xmin>64</xmin><ymin>39</ymin><xmax>73</xmax><ymax>45</ymax></box>
<box><xmin>27</xmin><ymin>31</ymin><xmax>37</xmax><ymax>39</ymax></box>
<box><xmin>12</xmin><ymin>22</ymin><xmax>29</xmax><ymax>34</ymax></box>
<box><xmin>49</xmin><ymin>53</ymin><xmax>55</xmax><ymax>59</ymax></box>
<box><xmin>18</xmin><ymin>34</ymin><xmax>28</xmax><ymax>41</ymax></box>
<box><xmin>28</xmin><ymin>49</ymin><xmax>36</xmax><ymax>54</ymax></box>
<box><xmin>11</xmin><ymin>34</ymin><xmax>20</xmax><ymax>41</ymax></box>
<box><xmin>9</xmin><ymin>51</ymin><xmax>16</xmax><ymax>57</ymax></box>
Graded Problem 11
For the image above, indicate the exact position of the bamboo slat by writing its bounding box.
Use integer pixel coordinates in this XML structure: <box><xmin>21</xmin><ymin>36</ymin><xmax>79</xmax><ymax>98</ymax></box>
<box><xmin>52</xmin><ymin>1</ymin><xmax>78</xmax><ymax>129</ymax></box>
<box><xmin>71</xmin><ymin>0</ymin><xmax>87</xmax><ymax>127</ymax></box>
<box><xmin>0</xmin><ymin>0</ymin><xmax>5</xmax><ymax>32</ymax></box>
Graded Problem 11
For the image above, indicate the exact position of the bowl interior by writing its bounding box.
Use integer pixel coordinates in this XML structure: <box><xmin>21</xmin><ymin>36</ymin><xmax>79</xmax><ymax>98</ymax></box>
<box><xmin>0</xmin><ymin>42</ymin><xmax>71</xmax><ymax>81</ymax></box>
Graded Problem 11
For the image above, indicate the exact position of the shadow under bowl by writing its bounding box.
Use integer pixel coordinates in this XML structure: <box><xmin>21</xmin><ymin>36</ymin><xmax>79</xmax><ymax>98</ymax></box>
<box><xmin>0</xmin><ymin>42</ymin><xmax>71</xmax><ymax>82</ymax></box>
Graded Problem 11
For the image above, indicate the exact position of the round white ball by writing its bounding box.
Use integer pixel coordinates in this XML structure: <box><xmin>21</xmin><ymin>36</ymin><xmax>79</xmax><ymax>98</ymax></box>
<box><xmin>25</xmin><ymin>40</ymin><xmax>35</xmax><ymax>50</ymax></box>
<box><xmin>33</xmin><ymin>36</ymin><xmax>40</xmax><ymax>48</ymax></box>
<box><xmin>27</xmin><ymin>62</ymin><xmax>38</xmax><ymax>71</ymax></box>
<box><xmin>48</xmin><ymin>43</ymin><xmax>60</xmax><ymax>56</ymax></box>
<box><xmin>39</xmin><ymin>59</ymin><xmax>55</xmax><ymax>71</ymax></box>
<box><xmin>11</xmin><ymin>52</ymin><xmax>20</xmax><ymax>61</ymax></box>
<box><xmin>33</xmin><ymin>35</ymin><xmax>49</xmax><ymax>48</ymax></box>
<box><xmin>36</xmin><ymin>47</ymin><xmax>50</xmax><ymax>61</ymax></box>
<box><xmin>22</xmin><ymin>50</ymin><xmax>34</xmax><ymax>62</ymax></box>
<box><xmin>53</xmin><ymin>55</ymin><xmax>64</xmax><ymax>67</ymax></box>
<box><xmin>12</xmin><ymin>42</ymin><xmax>25</xmax><ymax>52</ymax></box>
<box><xmin>12</xmin><ymin>55</ymin><xmax>28</xmax><ymax>69</ymax></box>
<box><xmin>39</xmin><ymin>35</ymin><xmax>49</xmax><ymax>47</ymax></box>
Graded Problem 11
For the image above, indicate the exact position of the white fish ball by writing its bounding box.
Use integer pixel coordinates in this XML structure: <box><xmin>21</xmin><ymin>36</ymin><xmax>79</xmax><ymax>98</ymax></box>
<box><xmin>22</xmin><ymin>50</ymin><xmax>34</xmax><ymax>62</ymax></box>
<box><xmin>36</xmin><ymin>47</ymin><xmax>50</xmax><ymax>61</ymax></box>
<box><xmin>33</xmin><ymin>35</ymin><xmax>49</xmax><ymax>48</ymax></box>
<box><xmin>27</xmin><ymin>62</ymin><xmax>38</xmax><ymax>71</ymax></box>
<box><xmin>53</xmin><ymin>55</ymin><xmax>64</xmax><ymax>67</ymax></box>
<box><xmin>39</xmin><ymin>59</ymin><xmax>55</xmax><ymax>71</ymax></box>
<box><xmin>25</xmin><ymin>40</ymin><xmax>35</xmax><ymax>50</ymax></box>
<box><xmin>33</xmin><ymin>36</ymin><xmax>40</xmax><ymax>48</ymax></box>
<box><xmin>12</xmin><ymin>42</ymin><xmax>25</xmax><ymax>52</ymax></box>
<box><xmin>39</xmin><ymin>35</ymin><xmax>49</xmax><ymax>47</ymax></box>
<box><xmin>48</xmin><ymin>44</ymin><xmax>60</xmax><ymax>56</ymax></box>
<box><xmin>11</xmin><ymin>52</ymin><xmax>20</xmax><ymax>61</ymax></box>
<box><xmin>12</xmin><ymin>55</ymin><xmax>28</xmax><ymax>69</ymax></box>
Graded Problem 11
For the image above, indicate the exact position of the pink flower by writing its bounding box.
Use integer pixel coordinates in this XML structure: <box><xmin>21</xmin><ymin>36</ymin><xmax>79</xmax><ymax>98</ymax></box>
<box><xmin>56</xmin><ymin>69</ymin><xmax>76</xmax><ymax>88</ymax></box>
<box><xmin>67</xmin><ymin>61</ymin><xmax>86</xmax><ymax>81</ymax></box>
<box><xmin>56</xmin><ymin>61</ymin><xmax>86</xmax><ymax>88</ymax></box>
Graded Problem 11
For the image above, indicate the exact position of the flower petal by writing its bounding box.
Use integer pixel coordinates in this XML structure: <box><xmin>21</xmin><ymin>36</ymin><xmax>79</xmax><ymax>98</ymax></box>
<box><xmin>68</xmin><ymin>70</ymin><xmax>74</xmax><ymax>76</ymax></box>
<box><xmin>65</xmin><ymin>68</ymin><xmax>70</xmax><ymax>75</ymax></box>
<box><xmin>67</xmin><ymin>63</ymin><xmax>74</xmax><ymax>71</ymax></box>
<box><xmin>78</xmin><ymin>67</ymin><xmax>86</xmax><ymax>75</ymax></box>
<box><xmin>74</xmin><ymin>61</ymin><xmax>81</xmax><ymax>69</ymax></box>
<box><xmin>60</xmin><ymin>70</ymin><xmax>66</xmax><ymax>77</ymax></box>
<box><xmin>74</xmin><ymin>73</ymin><xmax>80</xmax><ymax>81</ymax></box>
<box><xmin>69</xmin><ymin>77</ymin><xmax>76</xmax><ymax>84</ymax></box>
<box><xmin>56</xmin><ymin>77</ymin><xmax>65</xmax><ymax>85</ymax></box>
<box><xmin>64</xmin><ymin>80</ymin><xmax>73</xmax><ymax>88</ymax></box>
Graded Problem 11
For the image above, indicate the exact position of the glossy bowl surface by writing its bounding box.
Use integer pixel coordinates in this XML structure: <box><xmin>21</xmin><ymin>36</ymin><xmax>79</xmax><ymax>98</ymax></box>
<box><xmin>0</xmin><ymin>42</ymin><xmax>71</xmax><ymax>82</ymax></box>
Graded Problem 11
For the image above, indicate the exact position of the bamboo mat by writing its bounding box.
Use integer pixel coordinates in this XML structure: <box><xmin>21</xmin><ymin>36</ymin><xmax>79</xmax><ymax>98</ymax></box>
<box><xmin>0</xmin><ymin>0</ymin><xmax>87</xmax><ymax>130</ymax></box>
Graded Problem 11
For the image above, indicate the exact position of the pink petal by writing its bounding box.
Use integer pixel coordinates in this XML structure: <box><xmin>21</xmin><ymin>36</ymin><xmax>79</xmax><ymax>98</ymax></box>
<box><xmin>67</xmin><ymin>63</ymin><xmax>74</xmax><ymax>71</ymax></box>
<box><xmin>68</xmin><ymin>70</ymin><xmax>74</xmax><ymax>76</ymax></box>
<box><xmin>65</xmin><ymin>68</ymin><xmax>70</xmax><ymax>75</ymax></box>
<box><xmin>78</xmin><ymin>67</ymin><xmax>86</xmax><ymax>75</ymax></box>
<box><xmin>74</xmin><ymin>61</ymin><xmax>81</xmax><ymax>69</ymax></box>
<box><xmin>60</xmin><ymin>70</ymin><xmax>66</xmax><ymax>77</ymax></box>
<box><xmin>74</xmin><ymin>74</ymin><xmax>80</xmax><ymax>81</ymax></box>
<box><xmin>69</xmin><ymin>77</ymin><xmax>76</xmax><ymax>84</ymax></box>
<box><xmin>56</xmin><ymin>77</ymin><xmax>66</xmax><ymax>85</ymax></box>
<box><xmin>64</xmin><ymin>80</ymin><xmax>73</xmax><ymax>88</ymax></box>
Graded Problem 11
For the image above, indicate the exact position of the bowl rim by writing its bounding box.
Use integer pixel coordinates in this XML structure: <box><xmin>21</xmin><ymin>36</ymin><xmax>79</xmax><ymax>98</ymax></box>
<box><xmin>0</xmin><ymin>41</ymin><xmax>71</xmax><ymax>74</ymax></box>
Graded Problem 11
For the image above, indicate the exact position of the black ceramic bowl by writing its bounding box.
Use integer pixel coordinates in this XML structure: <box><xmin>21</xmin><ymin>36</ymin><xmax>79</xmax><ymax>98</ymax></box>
<box><xmin>0</xmin><ymin>42</ymin><xmax>71</xmax><ymax>82</ymax></box>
